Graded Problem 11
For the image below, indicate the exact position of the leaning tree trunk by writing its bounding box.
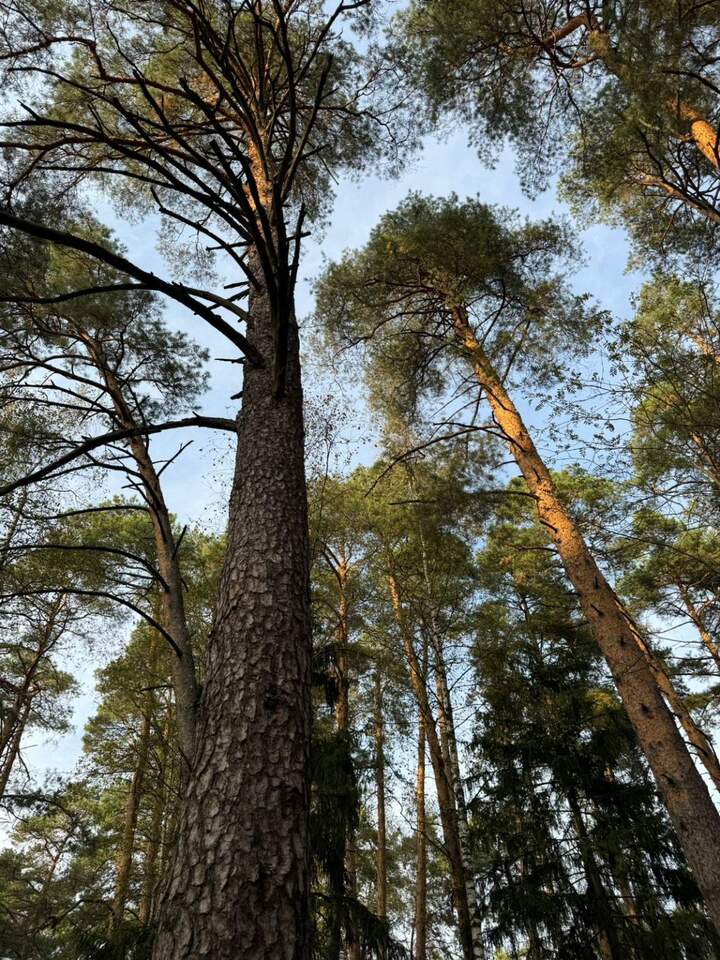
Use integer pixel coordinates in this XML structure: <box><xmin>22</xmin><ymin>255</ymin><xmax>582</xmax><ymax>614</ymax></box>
<box><xmin>85</xmin><ymin>345</ymin><xmax>199</xmax><ymax>765</ymax></box>
<box><xmin>680</xmin><ymin>587</ymin><xmax>720</xmax><ymax>674</ymax></box>
<box><xmin>153</xmin><ymin>260</ymin><xmax>312</xmax><ymax>959</ymax></box>
<box><xmin>453</xmin><ymin>309</ymin><xmax>720</xmax><ymax>932</ymax></box>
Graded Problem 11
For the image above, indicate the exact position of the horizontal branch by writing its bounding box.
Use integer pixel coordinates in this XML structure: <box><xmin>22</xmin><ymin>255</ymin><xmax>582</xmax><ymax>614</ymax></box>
<box><xmin>0</xmin><ymin>209</ymin><xmax>264</xmax><ymax>366</ymax></box>
<box><xmin>0</xmin><ymin>415</ymin><xmax>237</xmax><ymax>497</ymax></box>
<box><xmin>0</xmin><ymin>586</ymin><xmax>183</xmax><ymax>659</ymax></box>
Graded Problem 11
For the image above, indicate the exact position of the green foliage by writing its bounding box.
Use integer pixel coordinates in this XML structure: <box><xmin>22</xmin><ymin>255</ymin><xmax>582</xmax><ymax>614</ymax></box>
<box><xmin>470</xmin><ymin>486</ymin><xmax>720</xmax><ymax>957</ymax></box>
<box><xmin>394</xmin><ymin>0</ymin><xmax>720</xmax><ymax>263</ymax></box>
<box><xmin>315</xmin><ymin>193</ymin><xmax>602</xmax><ymax>431</ymax></box>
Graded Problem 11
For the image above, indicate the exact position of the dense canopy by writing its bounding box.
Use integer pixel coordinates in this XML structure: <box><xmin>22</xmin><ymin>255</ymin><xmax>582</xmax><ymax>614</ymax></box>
<box><xmin>1</xmin><ymin>2</ymin><xmax>720</xmax><ymax>960</ymax></box>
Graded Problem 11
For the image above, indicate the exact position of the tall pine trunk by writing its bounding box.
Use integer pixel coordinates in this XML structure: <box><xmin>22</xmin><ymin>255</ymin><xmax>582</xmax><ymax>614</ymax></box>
<box><xmin>387</xmin><ymin>571</ymin><xmax>481</xmax><ymax>960</ymax></box>
<box><xmin>433</xmin><ymin>640</ymin><xmax>484</xmax><ymax>958</ymax></box>
<box><xmin>453</xmin><ymin>309</ymin><xmax>720</xmax><ymax>931</ymax></box>
<box><xmin>330</xmin><ymin>552</ymin><xmax>361</xmax><ymax>960</ymax></box>
<box><xmin>414</xmin><ymin>636</ymin><xmax>428</xmax><ymax>960</ymax></box>
<box><xmin>86</xmin><ymin>345</ymin><xmax>198</xmax><ymax>764</ymax></box>
<box><xmin>111</xmin><ymin>706</ymin><xmax>152</xmax><ymax>931</ymax></box>
<box><xmin>139</xmin><ymin>709</ymin><xmax>171</xmax><ymax>925</ymax></box>
<box><xmin>680</xmin><ymin>588</ymin><xmax>720</xmax><ymax>674</ymax></box>
<box><xmin>153</xmin><ymin>261</ymin><xmax>312</xmax><ymax>959</ymax></box>
<box><xmin>417</xmin><ymin>514</ymin><xmax>484</xmax><ymax>957</ymax></box>
<box><xmin>374</xmin><ymin>670</ymin><xmax>388</xmax><ymax>943</ymax></box>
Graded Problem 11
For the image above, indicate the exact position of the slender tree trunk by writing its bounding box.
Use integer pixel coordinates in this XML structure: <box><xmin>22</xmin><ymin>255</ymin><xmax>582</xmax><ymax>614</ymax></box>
<box><xmin>139</xmin><ymin>735</ymin><xmax>169</xmax><ymax>925</ymax></box>
<box><xmin>0</xmin><ymin>598</ymin><xmax>61</xmax><ymax>796</ymax></box>
<box><xmin>346</xmin><ymin>842</ymin><xmax>361</xmax><ymax>960</ymax></box>
<box><xmin>330</xmin><ymin>552</ymin><xmax>361</xmax><ymax>960</ymax></box>
<box><xmin>153</xmin><ymin>252</ymin><xmax>312</xmax><ymax>959</ymax></box>
<box><xmin>414</xmin><ymin>640</ymin><xmax>428</xmax><ymax>960</ymax></box>
<box><xmin>84</xmin><ymin>348</ymin><xmax>199</xmax><ymax>765</ymax></box>
<box><xmin>415</xmin><ymin>511</ymin><xmax>484</xmax><ymax>958</ymax></box>
<box><xmin>111</xmin><ymin>706</ymin><xmax>153</xmax><ymax>931</ymax></box>
<box><xmin>680</xmin><ymin>587</ymin><xmax>720</xmax><ymax>673</ymax></box>
<box><xmin>0</xmin><ymin>697</ymin><xmax>32</xmax><ymax>797</ymax></box>
<box><xmin>454</xmin><ymin>309</ymin><xmax>720</xmax><ymax>931</ymax></box>
<box><xmin>567</xmin><ymin>790</ymin><xmax>623</xmax><ymax>960</ymax></box>
<box><xmin>375</xmin><ymin>670</ymin><xmax>388</xmax><ymax>942</ymax></box>
<box><xmin>387</xmin><ymin>571</ymin><xmax>480</xmax><ymax>960</ymax></box>
<box><xmin>433</xmin><ymin>641</ymin><xmax>484</xmax><ymax>959</ymax></box>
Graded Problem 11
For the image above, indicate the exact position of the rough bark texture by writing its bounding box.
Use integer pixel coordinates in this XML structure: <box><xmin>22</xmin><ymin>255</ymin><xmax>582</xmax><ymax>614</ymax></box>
<box><xmin>152</xmin><ymin>266</ymin><xmax>312</xmax><ymax>959</ymax></box>
<box><xmin>454</xmin><ymin>310</ymin><xmax>720</xmax><ymax>932</ymax></box>
<box><xmin>387</xmin><ymin>572</ymin><xmax>478</xmax><ymax>960</ymax></box>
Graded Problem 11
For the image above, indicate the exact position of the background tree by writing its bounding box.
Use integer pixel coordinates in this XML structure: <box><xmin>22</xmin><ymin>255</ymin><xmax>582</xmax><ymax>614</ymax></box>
<box><xmin>393</xmin><ymin>0</ymin><xmax>720</xmax><ymax>264</ymax></box>
<box><xmin>314</xmin><ymin>192</ymin><xmax>720</xmax><ymax>930</ymax></box>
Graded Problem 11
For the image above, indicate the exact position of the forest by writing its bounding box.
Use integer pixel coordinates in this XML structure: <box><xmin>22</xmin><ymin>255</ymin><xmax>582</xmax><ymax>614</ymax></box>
<box><xmin>1</xmin><ymin>1</ymin><xmax>720</xmax><ymax>958</ymax></box>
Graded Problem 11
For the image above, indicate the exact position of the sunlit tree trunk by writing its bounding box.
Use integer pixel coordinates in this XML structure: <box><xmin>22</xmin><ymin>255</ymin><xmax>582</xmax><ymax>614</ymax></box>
<box><xmin>153</xmin><ymin>241</ymin><xmax>312</xmax><ymax>958</ymax></box>
<box><xmin>453</xmin><ymin>308</ymin><xmax>720</xmax><ymax>932</ymax></box>
<box><xmin>680</xmin><ymin>587</ymin><xmax>720</xmax><ymax>673</ymax></box>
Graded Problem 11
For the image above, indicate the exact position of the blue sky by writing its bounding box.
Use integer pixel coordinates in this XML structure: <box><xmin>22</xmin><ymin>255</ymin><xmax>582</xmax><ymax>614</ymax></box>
<box><xmin>19</xmin><ymin>122</ymin><xmax>645</xmax><ymax>789</ymax></box>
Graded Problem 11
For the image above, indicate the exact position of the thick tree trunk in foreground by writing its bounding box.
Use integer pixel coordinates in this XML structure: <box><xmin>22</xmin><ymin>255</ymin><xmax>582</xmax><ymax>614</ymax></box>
<box><xmin>387</xmin><ymin>572</ymin><xmax>481</xmax><ymax>960</ymax></box>
<box><xmin>153</xmin><ymin>271</ymin><xmax>312</xmax><ymax>959</ymax></box>
<box><xmin>454</xmin><ymin>310</ymin><xmax>720</xmax><ymax>932</ymax></box>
